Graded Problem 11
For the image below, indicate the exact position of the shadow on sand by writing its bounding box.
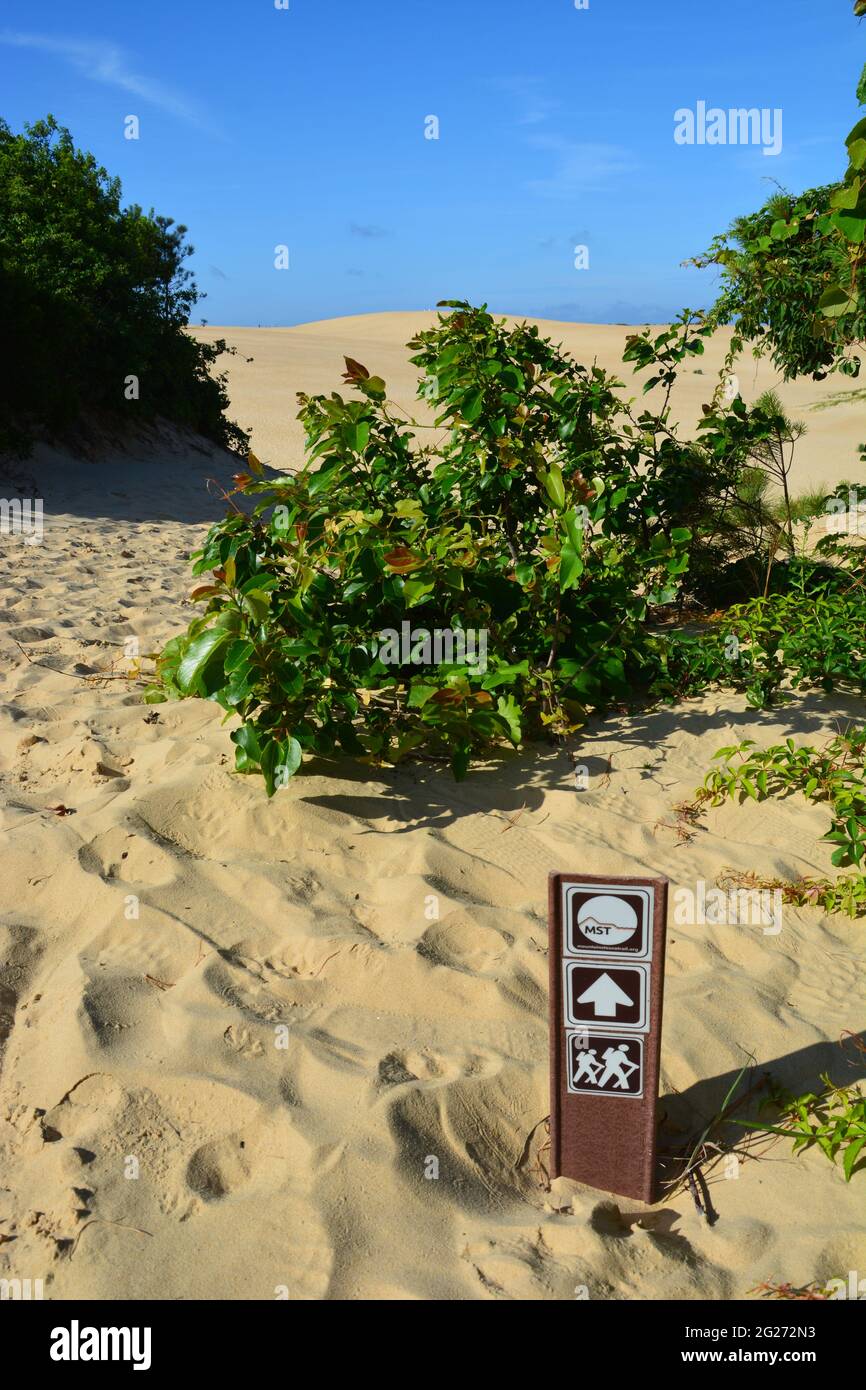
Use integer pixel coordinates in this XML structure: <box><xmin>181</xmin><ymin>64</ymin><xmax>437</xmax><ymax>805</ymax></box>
<box><xmin>298</xmin><ymin>687</ymin><xmax>866</xmax><ymax>831</ymax></box>
<box><xmin>11</xmin><ymin>429</ymin><xmax>276</xmax><ymax>526</ymax></box>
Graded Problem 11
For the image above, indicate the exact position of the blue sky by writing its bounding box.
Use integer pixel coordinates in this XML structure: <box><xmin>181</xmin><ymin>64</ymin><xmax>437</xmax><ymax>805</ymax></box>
<box><xmin>1</xmin><ymin>0</ymin><xmax>862</xmax><ymax>326</ymax></box>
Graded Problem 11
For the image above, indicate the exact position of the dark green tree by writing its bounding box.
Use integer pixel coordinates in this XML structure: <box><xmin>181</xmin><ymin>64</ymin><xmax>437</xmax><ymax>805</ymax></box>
<box><xmin>0</xmin><ymin>115</ymin><xmax>247</xmax><ymax>455</ymax></box>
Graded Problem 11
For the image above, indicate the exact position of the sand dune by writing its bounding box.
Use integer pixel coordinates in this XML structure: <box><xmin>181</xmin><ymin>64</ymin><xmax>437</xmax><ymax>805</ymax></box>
<box><xmin>192</xmin><ymin>312</ymin><xmax>866</xmax><ymax>492</ymax></box>
<box><xmin>1</xmin><ymin>317</ymin><xmax>864</xmax><ymax>1301</ymax></box>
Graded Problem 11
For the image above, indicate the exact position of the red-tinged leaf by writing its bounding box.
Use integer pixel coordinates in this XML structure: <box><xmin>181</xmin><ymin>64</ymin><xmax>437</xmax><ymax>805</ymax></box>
<box><xmin>342</xmin><ymin>356</ymin><xmax>370</xmax><ymax>383</ymax></box>
<box><xmin>431</xmin><ymin>688</ymin><xmax>463</xmax><ymax>706</ymax></box>
<box><xmin>383</xmin><ymin>546</ymin><xmax>421</xmax><ymax>573</ymax></box>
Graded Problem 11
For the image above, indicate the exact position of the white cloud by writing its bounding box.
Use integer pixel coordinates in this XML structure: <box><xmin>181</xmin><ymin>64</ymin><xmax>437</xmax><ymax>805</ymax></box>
<box><xmin>495</xmin><ymin>75</ymin><xmax>559</xmax><ymax>128</ymax></box>
<box><xmin>0</xmin><ymin>32</ymin><xmax>211</xmax><ymax>130</ymax></box>
<box><xmin>350</xmin><ymin>223</ymin><xmax>388</xmax><ymax>239</ymax></box>
<box><xmin>494</xmin><ymin>77</ymin><xmax>634</xmax><ymax>195</ymax></box>
<box><xmin>527</xmin><ymin>135</ymin><xmax>636</xmax><ymax>197</ymax></box>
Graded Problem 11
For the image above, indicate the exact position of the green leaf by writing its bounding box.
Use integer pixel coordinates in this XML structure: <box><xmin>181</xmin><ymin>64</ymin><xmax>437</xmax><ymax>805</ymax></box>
<box><xmin>394</xmin><ymin>498</ymin><xmax>425</xmax><ymax>521</ymax></box>
<box><xmin>846</xmin><ymin>115</ymin><xmax>866</xmax><ymax>147</ymax></box>
<box><xmin>559</xmin><ymin>542</ymin><xmax>584</xmax><ymax>593</ymax></box>
<box><xmin>496</xmin><ymin>694</ymin><xmax>522</xmax><ymax>745</ymax></box>
<box><xmin>818</xmin><ymin>285</ymin><xmax>858</xmax><ymax>318</ymax></box>
<box><xmin>242</xmin><ymin>589</ymin><xmax>271</xmax><ymax>623</ymax></box>
<box><xmin>481</xmin><ymin>660</ymin><xmax>529</xmax><ymax>689</ymax></box>
<box><xmin>225</xmin><ymin>639</ymin><xmax>255</xmax><ymax>674</ymax></box>
<box><xmin>563</xmin><ymin>508</ymin><xmax>585</xmax><ymax>551</ymax></box>
<box><xmin>176</xmin><ymin>629</ymin><xmax>230</xmax><ymax>695</ymax></box>
<box><xmin>260</xmin><ymin>736</ymin><xmax>303</xmax><ymax>795</ymax></box>
<box><xmin>231</xmin><ymin>723</ymin><xmax>263</xmax><ymax>772</ymax></box>
<box><xmin>831</xmin><ymin>180</ymin><xmax>862</xmax><ymax>211</ymax></box>
<box><xmin>833</xmin><ymin>213</ymin><xmax>866</xmax><ymax>245</ymax></box>
<box><xmin>849</xmin><ymin>138</ymin><xmax>866</xmax><ymax>171</ymax></box>
<box><xmin>843</xmin><ymin>1136</ymin><xmax>865</xmax><ymax>1181</ymax></box>
<box><xmin>407</xmin><ymin>683</ymin><xmax>437</xmax><ymax>708</ymax></box>
<box><xmin>515</xmin><ymin>560</ymin><xmax>535</xmax><ymax>586</ymax></box>
<box><xmin>542</xmin><ymin>464</ymin><xmax>566</xmax><ymax>510</ymax></box>
<box><xmin>351</xmin><ymin>421</ymin><xmax>371</xmax><ymax>452</ymax></box>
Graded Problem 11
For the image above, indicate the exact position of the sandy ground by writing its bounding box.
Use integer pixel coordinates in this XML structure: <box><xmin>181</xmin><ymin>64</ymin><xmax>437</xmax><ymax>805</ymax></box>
<box><xmin>1</xmin><ymin>315</ymin><xmax>865</xmax><ymax>1301</ymax></box>
<box><xmin>192</xmin><ymin>312</ymin><xmax>866</xmax><ymax>493</ymax></box>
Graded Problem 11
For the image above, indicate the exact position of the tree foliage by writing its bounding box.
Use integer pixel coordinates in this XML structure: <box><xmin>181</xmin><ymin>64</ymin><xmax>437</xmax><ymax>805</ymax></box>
<box><xmin>0</xmin><ymin>116</ymin><xmax>247</xmax><ymax>455</ymax></box>
<box><xmin>696</xmin><ymin>14</ymin><xmax>866</xmax><ymax>380</ymax></box>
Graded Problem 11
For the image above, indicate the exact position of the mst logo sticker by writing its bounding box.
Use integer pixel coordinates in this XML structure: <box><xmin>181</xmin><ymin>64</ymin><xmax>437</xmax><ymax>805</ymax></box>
<box><xmin>562</xmin><ymin>884</ymin><xmax>653</xmax><ymax>961</ymax></box>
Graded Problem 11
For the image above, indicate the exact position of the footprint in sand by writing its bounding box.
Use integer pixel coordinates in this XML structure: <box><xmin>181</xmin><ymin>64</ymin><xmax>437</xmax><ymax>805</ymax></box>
<box><xmin>186</xmin><ymin>1136</ymin><xmax>252</xmax><ymax>1201</ymax></box>
<box><xmin>387</xmin><ymin>1059</ymin><xmax>541</xmax><ymax>1214</ymax></box>
<box><xmin>77</xmin><ymin>825</ymin><xmax>178</xmax><ymax>886</ymax></box>
<box><xmin>417</xmin><ymin>913</ymin><xmax>511</xmax><ymax>976</ymax></box>
<box><xmin>6</xmin><ymin>624</ymin><xmax>55</xmax><ymax>643</ymax></box>
<box><xmin>78</xmin><ymin>974</ymin><xmax>165</xmax><ymax>1059</ymax></box>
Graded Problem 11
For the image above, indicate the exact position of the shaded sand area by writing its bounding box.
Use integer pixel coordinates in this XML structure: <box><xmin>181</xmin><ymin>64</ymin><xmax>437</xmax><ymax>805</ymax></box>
<box><xmin>193</xmin><ymin>313</ymin><xmax>866</xmax><ymax>492</ymax></box>
<box><xmin>1</xmin><ymin>317</ymin><xmax>865</xmax><ymax>1300</ymax></box>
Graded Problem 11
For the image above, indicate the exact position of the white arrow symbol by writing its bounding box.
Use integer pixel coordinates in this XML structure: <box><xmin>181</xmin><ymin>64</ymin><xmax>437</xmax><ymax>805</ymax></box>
<box><xmin>576</xmin><ymin>972</ymin><xmax>633</xmax><ymax>1018</ymax></box>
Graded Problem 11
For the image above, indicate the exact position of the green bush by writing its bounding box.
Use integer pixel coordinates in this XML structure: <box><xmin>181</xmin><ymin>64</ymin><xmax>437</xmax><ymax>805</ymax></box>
<box><xmin>148</xmin><ymin>302</ymin><xmax>741</xmax><ymax>791</ymax></box>
<box><xmin>0</xmin><ymin>116</ymin><xmax>247</xmax><ymax>455</ymax></box>
<box><xmin>661</xmin><ymin>553</ymin><xmax>866</xmax><ymax>709</ymax></box>
<box><xmin>150</xmin><ymin>293</ymin><xmax>866</xmax><ymax>794</ymax></box>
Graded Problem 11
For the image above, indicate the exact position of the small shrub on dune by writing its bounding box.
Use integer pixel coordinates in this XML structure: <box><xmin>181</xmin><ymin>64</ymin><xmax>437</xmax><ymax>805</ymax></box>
<box><xmin>149</xmin><ymin>302</ymin><xmax>778</xmax><ymax>791</ymax></box>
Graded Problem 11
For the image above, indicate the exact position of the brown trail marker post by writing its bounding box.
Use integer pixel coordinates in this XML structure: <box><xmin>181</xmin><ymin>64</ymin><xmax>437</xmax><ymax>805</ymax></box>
<box><xmin>548</xmin><ymin>873</ymin><xmax>668</xmax><ymax>1203</ymax></box>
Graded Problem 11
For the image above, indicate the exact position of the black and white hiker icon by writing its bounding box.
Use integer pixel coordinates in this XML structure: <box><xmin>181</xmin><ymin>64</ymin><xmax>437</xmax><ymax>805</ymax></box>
<box><xmin>567</xmin><ymin>1032</ymin><xmax>644</xmax><ymax>1097</ymax></box>
<box><xmin>576</xmin><ymin>1042</ymin><xmax>638</xmax><ymax>1089</ymax></box>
